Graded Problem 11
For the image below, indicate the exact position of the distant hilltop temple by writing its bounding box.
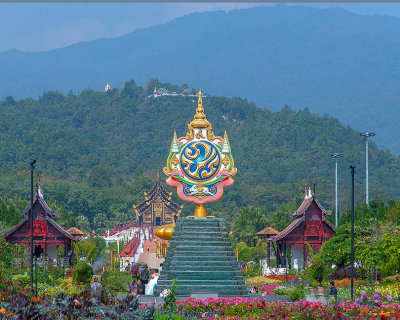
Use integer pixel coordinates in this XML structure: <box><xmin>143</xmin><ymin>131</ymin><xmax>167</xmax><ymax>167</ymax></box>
<box><xmin>133</xmin><ymin>173</ymin><xmax>183</xmax><ymax>226</ymax></box>
<box><xmin>105</xmin><ymin>83</ymin><xmax>111</xmax><ymax>92</ymax></box>
<box><xmin>149</xmin><ymin>86</ymin><xmax>203</xmax><ymax>99</ymax></box>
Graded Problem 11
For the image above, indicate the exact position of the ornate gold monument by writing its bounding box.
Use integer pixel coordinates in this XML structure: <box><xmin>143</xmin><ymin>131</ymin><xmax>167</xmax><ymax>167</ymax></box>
<box><xmin>155</xmin><ymin>91</ymin><xmax>236</xmax><ymax>240</ymax></box>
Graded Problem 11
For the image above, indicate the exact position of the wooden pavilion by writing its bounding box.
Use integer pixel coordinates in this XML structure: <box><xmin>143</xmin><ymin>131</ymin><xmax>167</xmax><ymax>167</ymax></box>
<box><xmin>271</xmin><ymin>187</ymin><xmax>335</xmax><ymax>269</ymax></box>
<box><xmin>3</xmin><ymin>186</ymin><xmax>77</xmax><ymax>263</ymax></box>
<box><xmin>257</xmin><ymin>226</ymin><xmax>279</xmax><ymax>268</ymax></box>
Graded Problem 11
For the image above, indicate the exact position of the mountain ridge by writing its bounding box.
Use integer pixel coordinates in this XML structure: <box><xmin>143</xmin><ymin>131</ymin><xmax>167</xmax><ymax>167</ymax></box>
<box><xmin>1</xmin><ymin>5</ymin><xmax>400</xmax><ymax>153</ymax></box>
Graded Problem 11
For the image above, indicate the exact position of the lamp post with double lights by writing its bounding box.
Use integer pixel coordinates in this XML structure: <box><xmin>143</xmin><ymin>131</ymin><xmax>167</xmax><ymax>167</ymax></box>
<box><xmin>29</xmin><ymin>160</ymin><xmax>36</xmax><ymax>295</ymax></box>
<box><xmin>360</xmin><ymin>132</ymin><xmax>375</xmax><ymax>208</ymax></box>
<box><xmin>350</xmin><ymin>165</ymin><xmax>355</xmax><ymax>300</ymax></box>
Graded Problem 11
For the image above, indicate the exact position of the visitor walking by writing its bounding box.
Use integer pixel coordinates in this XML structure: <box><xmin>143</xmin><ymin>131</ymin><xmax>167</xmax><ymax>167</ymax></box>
<box><xmin>140</xmin><ymin>265</ymin><xmax>150</xmax><ymax>285</ymax></box>
<box><xmin>136</xmin><ymin>279</ymin><xmax>145</xmax><ymax>295</ymax></box>
<box><xmin>328</xmin><ymin>281</ymin><xmax>338</xmax><ymax>304</ymax></box>
<box><xmin>145</xmin><ymin>270</ymin><xmax>159</xmax><ymax>295</ymax></box>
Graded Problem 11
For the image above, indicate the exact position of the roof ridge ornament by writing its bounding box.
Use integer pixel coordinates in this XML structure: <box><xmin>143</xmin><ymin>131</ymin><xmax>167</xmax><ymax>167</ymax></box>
<box><xmin>186</xmin><ymin>91</ymin><xmax>214</xmax><ymax>140</ymax></box>
<box><xmin>304</xmin><ymin>187</ymin><xmax>312</xmax><ymax>200</ymax></box>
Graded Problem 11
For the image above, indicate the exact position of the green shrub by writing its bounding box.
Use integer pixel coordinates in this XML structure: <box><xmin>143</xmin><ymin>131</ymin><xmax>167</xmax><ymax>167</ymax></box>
<box><xmin>275</xmin><ymin>284</ymin><xmax>307</xmax><ymax>301</ymax></box>
<box><xmin>306</xmin><ymin>243</ymin><xmax>329</xmax><ymax>287</ymax></box>
<box><xmin>101</xmin><ymin>271</ymin><xmax>131</xmax><ymax>296</ymax></box>
<box><xmin>11</xmin><ymin>274</ymin><xmax>30</xmax><ymax>286</ymax></box>
<box><xmin>72</xmin><ymin>261</ymin><xmax>93</xmax><ymax>285</ymax></box>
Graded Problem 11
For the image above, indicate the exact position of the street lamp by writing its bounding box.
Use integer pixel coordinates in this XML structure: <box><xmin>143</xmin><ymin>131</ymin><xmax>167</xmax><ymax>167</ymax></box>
<box><xmin>350</xmin><ymin>165</ymin><xmax>355</xmax><ymax>300</ymax></box>
<box><xmin>29</xmin><ymin>159</ymin><xmax>36</xmax><ymax>295</ymax></box>
<box><xmin>331</xmin><ymin>153</ymin><xmax>343</xmax><ymax>227</ymax></box>
<box><xmin>34</xmin><ymin>256</ymin><xmax>38</xmax><ymax>298</ymax></box>
<box><xmin>360</xmin><ymin>132</ymin><xmax>375</xmax><ymax>208</ymax></box>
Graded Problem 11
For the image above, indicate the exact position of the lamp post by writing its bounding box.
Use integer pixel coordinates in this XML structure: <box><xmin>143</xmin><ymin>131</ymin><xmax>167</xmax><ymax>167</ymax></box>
<box><xmin>350</xmin><ymin>165</ymin><xmax>355</xmax><ymax>300</ymax></box>
<box><xmin>331</xmin><ymin>153</ymin><xmax>343</xmax><ymax>227</ymax></box>
<box><xmin>29</xmin><ymin>159</ymin><xmax>36</xmax><ymax>295</ymax></box>
<box><xmin>34</xmin><ymin>256</ymin><xmax>38</xmax><ymax>298</ymax></box>
<box><xmin>360</xmin><ymin>132</ymin><xmax>375</xmax><ymax>208</ymax></box>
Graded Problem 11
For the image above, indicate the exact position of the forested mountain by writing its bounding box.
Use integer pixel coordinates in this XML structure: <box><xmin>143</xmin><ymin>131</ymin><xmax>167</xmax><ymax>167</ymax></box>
<box><xmin>0</xmin><ymin>80</ymin><xmax>399</xmax><ymax>235</ymax></box>
<box><xmin>1</xmin><ymin>5</ymin><xmax>400</xmax><ymax>153</ymax></box>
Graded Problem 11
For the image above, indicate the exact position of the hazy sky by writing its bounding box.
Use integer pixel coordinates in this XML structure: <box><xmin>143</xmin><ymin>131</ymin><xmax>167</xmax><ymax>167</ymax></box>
<box><xmin>2</xmin><ymin>3</ymin><xmax>400</xmax><ymax>53</ymax></box>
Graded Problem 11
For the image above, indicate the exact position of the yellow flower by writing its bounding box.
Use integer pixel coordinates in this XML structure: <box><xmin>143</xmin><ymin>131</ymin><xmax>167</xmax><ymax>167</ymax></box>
<box><xmin>0</xmin><ymin>308</ymin><xmax>6</xmax><ymax>313</ymax></box>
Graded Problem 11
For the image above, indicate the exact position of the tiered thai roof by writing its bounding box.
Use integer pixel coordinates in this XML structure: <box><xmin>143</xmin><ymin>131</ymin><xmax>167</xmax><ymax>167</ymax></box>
<box><xmin>3</xmin><ymin>186</ymin><xmax>76</xmax><ymax>241</ymax></box>
<box><xmin>133</xmin><ymin>173</ymin><xmax>183</xmax><ymax>217</ymax></box>
<box><xmin>272</xmin><ymin>187</ymin><xmax>335</xmax><ymax>242</ymax></box>
<box><xmin>20</xmin><ymin>186</ymin><xmax>57</xmax><ymax>217</ymax></box>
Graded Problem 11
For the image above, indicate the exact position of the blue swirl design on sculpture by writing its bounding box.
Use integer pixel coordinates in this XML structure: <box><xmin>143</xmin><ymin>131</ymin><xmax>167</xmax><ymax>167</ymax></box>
<box><xmin>180</xmin><ymin>141</ymin><xmax>221</xmax><ymax>182</ymax></box>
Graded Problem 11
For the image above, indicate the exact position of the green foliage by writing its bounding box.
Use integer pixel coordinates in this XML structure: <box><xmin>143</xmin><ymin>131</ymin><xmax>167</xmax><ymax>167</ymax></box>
<box><xmin>325</xmin><ymin>201</ymin><xmax>400</xmax><ymax>276</ymax></box>
<box><xmin>242</xmin><ymin>263</ymin><xmax>262</xmax><ymax>278</ymax></box>
<box><xmin>377</xmin><ymin>233</ymin><xmax>400</xmax><ymax>276</ymax></box>
<box><xmin>101</xmin><ymin>271</ymin><xmax>131</xmax><ymax>296</ymax></box>
<box><xmin>232</xmin><ymin>207</ymin><xmax>267</xmax><ymax>245</ymax></box>
<box><xmin>0</xmin><ymin>80</ymin><xmax>399</xmax><ymax>234</ymax></box>
<box><xmin>236</xmin><ymin>242</ymin><xmax>266</xmax><ymax>263</ymax></box>
<box><xmin>0</xmin><ymin>238</ymin><xmax>13</xmax><ymax>270</ymax></box>
<box><xmin>72</xmin><ymin>260</ymin><xmax>94</xmax><ymax>286</ymax></box>
<box><xmin>11</xmin><ymin>274</ymin><xmax>30</xmax><ymax>286</ymax></box>
<box><xmin>306</xmin><ymin>243</ymin><xmax>329</xmax><ymax>286</ymax></box>
<box><xmin>34</xmin><ymin>263</ymin><xmax>65</xmax><ymax>286</ymax></box>
<box><xmin>163</xmin><ymin>278</ymin><xmax>178</xmax><ymax>311</ymax></box>
<box><xmin>74</xmin><ymin>237</ymin><xmax>105</xmax><ymax>263</ymax></box>
<box><xmin>275</xmin><ymin>283</ymin><xmax>307</xmax><ymax>301</ymax></box>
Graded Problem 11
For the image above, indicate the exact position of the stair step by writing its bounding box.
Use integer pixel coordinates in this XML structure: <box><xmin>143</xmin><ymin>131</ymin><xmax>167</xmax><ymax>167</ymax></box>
<box><xmin>160</xmin><ymin>271</ymin><xmax>241</xmax><ymax>280</ymax></box>
<box><xmin>157</xmin><ymin>218</ymin><xmax>246</xmax><ymax>296</ymax></box>
<box><xmin>168</xmin><ymin>265</ymin><xmax>238</xmax><ymax>271</ymax></box>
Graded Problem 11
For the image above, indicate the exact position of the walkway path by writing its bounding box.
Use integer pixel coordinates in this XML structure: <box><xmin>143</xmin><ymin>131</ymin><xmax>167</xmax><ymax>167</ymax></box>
<box><xmin>138</xmin><ymin>238</ymin><xmax>164</xmax><ymax>269</ymax></box>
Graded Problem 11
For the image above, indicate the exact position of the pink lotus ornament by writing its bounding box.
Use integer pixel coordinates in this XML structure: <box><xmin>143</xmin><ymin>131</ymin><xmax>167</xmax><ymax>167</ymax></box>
<box><xmin>164</xmin><ymin>91</ymin><xmax>237</xmax><ymax>217</ymax></box>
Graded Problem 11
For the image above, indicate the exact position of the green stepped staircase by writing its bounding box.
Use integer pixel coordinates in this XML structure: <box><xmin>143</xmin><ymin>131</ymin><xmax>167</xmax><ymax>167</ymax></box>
<box><xmin>155</xmin><ymin>218</ymin><xmax>247</xmax><ymax>297</ymax></box>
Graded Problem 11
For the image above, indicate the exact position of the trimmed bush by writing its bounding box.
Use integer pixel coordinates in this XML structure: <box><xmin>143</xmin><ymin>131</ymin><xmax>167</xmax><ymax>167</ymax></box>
<box><xmin>72</xmin><ymin>261</ymin><xmax>93</xmax><ymax>285</ymax></box>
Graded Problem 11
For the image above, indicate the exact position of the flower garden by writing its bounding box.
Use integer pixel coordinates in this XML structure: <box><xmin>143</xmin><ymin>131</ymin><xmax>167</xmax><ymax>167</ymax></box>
<box><xmin>1</xmin><ymin>266</ymin><xmax>400</xmax><ymax>319</ymax></box>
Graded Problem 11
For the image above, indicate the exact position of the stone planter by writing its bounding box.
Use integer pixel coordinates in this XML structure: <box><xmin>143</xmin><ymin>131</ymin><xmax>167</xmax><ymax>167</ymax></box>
<box><xmin>308</xmin><ymin>287</ymin><xmax>329</xmax><ymax>296</ymax></box>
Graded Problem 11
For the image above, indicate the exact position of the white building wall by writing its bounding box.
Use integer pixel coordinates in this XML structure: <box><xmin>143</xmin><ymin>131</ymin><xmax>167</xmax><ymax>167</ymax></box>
<box><xmin>291</xmin><ymin>245</ymin><xmax>304</xmax><ymax>270</ymax></box>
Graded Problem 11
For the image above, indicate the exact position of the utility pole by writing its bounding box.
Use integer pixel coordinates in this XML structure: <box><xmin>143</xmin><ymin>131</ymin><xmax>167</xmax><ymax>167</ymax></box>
<box><xmin>29</xmin><ymin>160</ymin><xmax>36</xmax><ymax>295</ymax></box>
<box><xmin>331</xmin><ymin>153</ymin><xmax>343</xmax><ymax>227</ymax></box>
<box><xmin>360</xmin><ymin>132</ymin><xmax>375</xmax><ymax>208</ymax></box>
<box><xmin>350</xmin><ymin>165</ymin><xmax>355</xmax><ymax>300</ymax></box>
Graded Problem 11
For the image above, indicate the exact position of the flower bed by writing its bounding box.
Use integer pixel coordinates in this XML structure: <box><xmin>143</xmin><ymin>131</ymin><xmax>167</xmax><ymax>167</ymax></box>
<box><xmin>176</xmin><ymin>297</ymin><xmax>400</xmax><ymax>319</ymax></box>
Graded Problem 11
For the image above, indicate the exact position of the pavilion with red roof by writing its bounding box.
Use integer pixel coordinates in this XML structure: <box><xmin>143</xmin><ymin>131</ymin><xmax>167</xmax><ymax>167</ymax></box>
<box><xmin>271</xmin><ymin>187</ymin><xmax>335</xmax><ymax>269</ymax></box>
<box><xmin>3</xmin><ymin>186</ymin><xmax>76</xmax><ymax>264</ymax></box>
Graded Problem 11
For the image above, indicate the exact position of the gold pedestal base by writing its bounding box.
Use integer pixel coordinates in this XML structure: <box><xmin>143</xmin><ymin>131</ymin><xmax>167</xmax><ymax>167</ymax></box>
<box><xmin>194</xmin><ymin>203</ymin><xmax>207</xmax><ymax>218</ymax></box>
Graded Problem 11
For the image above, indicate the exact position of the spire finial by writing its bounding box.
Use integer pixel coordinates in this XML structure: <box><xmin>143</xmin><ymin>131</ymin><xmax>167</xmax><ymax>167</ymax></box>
<box><xmin>194</xmin><ymin>90</ymin><xmax>206</xmax><ymax>122</ymax></box>
<box><xmin>170</xmin><ymin>131</ymin><xmax>179</xmax><ymax>153</ymax></box>
<box><xmin>186</xmin><ymin>90</ymin><xmax>214</xmax><ymax>140</ymax></box>
<box><xmin>222</xmin><ymin>131</ymin><xmax>231</xmax><ymax>153</ymax></box>
<box><xmin>157</xmin><ymin>171</ymin><xmax>160</xmax><ymax>180</ymax></box>
<box><xmin>190</xmin><ymin>91</ymin><xmax>210</xmax><ymax>127</ymax></box>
